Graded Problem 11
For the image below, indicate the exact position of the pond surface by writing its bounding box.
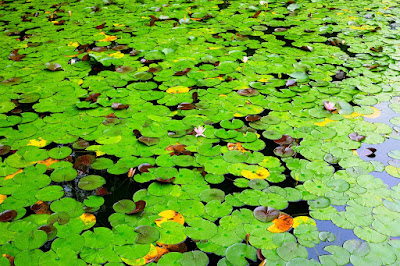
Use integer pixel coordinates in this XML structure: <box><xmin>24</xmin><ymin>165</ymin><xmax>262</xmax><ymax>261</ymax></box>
<box><xmin>1</xmin><ymin>0</ymin><xmax>400</xmax><ymax>265</ymax></box>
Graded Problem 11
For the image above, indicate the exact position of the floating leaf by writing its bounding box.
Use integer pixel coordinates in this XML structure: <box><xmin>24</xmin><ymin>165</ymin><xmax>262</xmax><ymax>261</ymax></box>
<box><xmin>0</xmin><ymin>210</ymin><xmax>17</xmax><ymax>222</ymax></box>
<box><xmin>50</xmin><ymin>167</ymin><xmax>77</xmax><ymax>182</ymax></box>
<box><xmin>155</xmin><ymin>210</ymin><xmax>184</xmax><ymax>227</ymax></box>
<box><xmin>253</xmin><ymin>206</ymin><xmax>279</xmax><ymax>222</ymax></box>
<box><xmin>166</xmin><ymin>86</ymin><xmax>190</xmax><ymax>94</ymax></box>
<box><xmin>268</xmin><ymin>213</ymin><xmax>294</xmax><ymax>233</ymax></box>
<box><xmin>225</xmin><ymin>243</ymin><xmax>257</xmax><ymax>266</ymax></box>
<box><xmin>46</xmin><ymin>62</ymin><xmax>62</xmax><ymax>71</ymax></box>
<box><xmin>241</xmin><ymin>167</ymin><xmax>270</xmax><ymax>180</ymax></box>
<box><xmin>48</xmin><ymin>147</ymin><xmax>72</xmax><ymax>159</ymax></box>
<box><xmin>135</xmin><ymin>225</ymin><xmax>160</xmax><ymax>244</ymax></box>
<box><xmin>78</xmin><ymin>175</ymin><xmax>106</xmax><ymax>190</ymax></box>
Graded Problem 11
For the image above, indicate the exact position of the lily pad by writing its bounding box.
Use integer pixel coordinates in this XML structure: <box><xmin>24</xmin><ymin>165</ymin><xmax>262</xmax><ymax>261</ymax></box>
<box><xmin>78</xmin><ymin>175</ymin><xmax>106</xmax><ymax>190</ymax></box>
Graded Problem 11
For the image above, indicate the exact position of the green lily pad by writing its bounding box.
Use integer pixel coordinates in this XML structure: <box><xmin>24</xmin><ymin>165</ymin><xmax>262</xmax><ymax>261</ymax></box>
<box><xmin>50</xmin><ymin>167</ymin><xmax>77</xmax><ymax>182</ymax></box>
<box><xmin>199</xmin><ymin>189</ymin><xmax>225</xmax><ymax>202</ymax></box>
<box><xmin>135</xmin><ymin>225</ymin><xmax>160</xmax><ymax>244</ymax></box>
<box><xmin>48</xmin><ymin>147</ymin><xmax>72</xmax><ymax>159</ymax></box>
<box><xmin>225</xmin><ymin>243</ymin><xmax>257</xmax><ymax>266</ymax></box>
<box><xmin>91</xmin><ymin>158</ymin><xmax>114</xmax><ymax>170</ymax></box>
<box><xmin>78</xmin><ymin>175</ymin><xmax>106</xmax><ymax>190</ymax></box>
<box><xmin>35</xmin><ymin>185</ymin><xmax>64</xmax><ymax>201</ymax></box>
<box><xmin>14</xmin><ymin>230</ymin><xmax>48</xmax><ymax>250</ymax></box>
<box><xmin>158</xmin><ymin>221</ymin><xmax>187</xmax><ymax>245</ymax></box>
<box><xmin>184</xmin><ymin>218</ymin><xmax>218</xmax><ymax>241</ymax></box>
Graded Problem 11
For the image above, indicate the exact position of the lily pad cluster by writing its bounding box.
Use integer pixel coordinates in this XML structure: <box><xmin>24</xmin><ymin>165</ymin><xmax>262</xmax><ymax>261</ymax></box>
<box><xmin>1</xmin><ymin>0</ymin><xmax>400</xmax><ymax>265</ymax></box>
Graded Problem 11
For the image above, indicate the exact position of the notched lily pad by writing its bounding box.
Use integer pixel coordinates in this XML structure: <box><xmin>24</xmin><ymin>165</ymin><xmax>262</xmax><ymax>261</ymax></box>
<box><xmin>253</xmin><ymin>206</ymin><xmax>279</xmax><ymax>222</ymax></box>
<box><xmin>135</xmin><ymin>225</ymin><xmax>160</xmax><ymax>244</ymax></box>
<box><xmin>349</xmin><ymin>132</ymin><xmax>366</xmax><ymax>142</ymax></box>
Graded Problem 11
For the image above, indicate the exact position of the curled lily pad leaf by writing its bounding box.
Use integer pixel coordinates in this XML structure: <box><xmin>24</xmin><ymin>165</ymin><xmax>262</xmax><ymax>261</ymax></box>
<box><xmin>349</xmin><ymin>132</ymin><xmax>366</xmax><ymax>142</ymax></box>
<box><xmin>46</xmin><ymin>62</ymin><xmax>62</xmax><ymax>71</ymax></box>
<box><xmin>253</xmin><ymin>206</ymin><xmax>279</xmax><ymax>222</ymax></box>
<box><xmin>273</xmin><ymin>146</ymin><xmax>295</xmax><ymax>157</ymax></box>
<box><xmin>245</xmin><ymin>115</ymin><xmax>261</xmax><ymax>122</ymax></box>
<box><xmin>156</xmin><ymin>176</ymin><xmax>176</xmax><ymax>183</ymax></box>
<box><xmin>138</xmin><ymin>163</ymin><xmax>154</xmax><ymax>173</ymax></box>
<box><xmin>111</xmin><ymin>103</ymin><xmax>129</xmax><ymax>110</ymax></box>
<box><xmin>138</xmin><ymin>136</ymin><xmax>160</xmax><ymax>146</ymax></box>
<box><xmin>38</xmin><ymin>224</ymin><xmax>57</xmax><ymax>240</ymax></box>
<box><xmin>30</xmin><ymin>201</ymin><xmax>49</xmax><ymax>214</ymax></box>
<box><xmin>127</xmin><ymin>200</ymin><xmax>146</xmax><ymax>214</ymax></box>
<box><xmin>178</xmin><ymin>102</ymin><xmax>195</xmax><ymax>110</ymax></box>
<box><xmin>0</xmin><ymin>145</ymin><xmax>11</xmax><ymax>156</ymax></box>
<box><xmin>273</xmin><ymin>135</ymin><xmax>294</xmax><ymax>145</ymax></box>
<box><xmin>237</xmin><ymin>88</ymin><xmax>259</xmax><ymax>96</ymax></box>
<box><xmin>47</xmin><ymin>212</ymin><xmax>70</xmax><ymax>225</ymax></box>
<box><xmin>0</xmin><ymin>210</ymin><xmax>17</xmax><ymax>222</ymax></box>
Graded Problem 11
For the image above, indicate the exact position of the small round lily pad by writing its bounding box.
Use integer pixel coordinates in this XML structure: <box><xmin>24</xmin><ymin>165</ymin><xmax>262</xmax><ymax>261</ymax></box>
<box><xmin>78</xmin><ymin>175</ymin><xmax>106</xmax><ymax>190</ymax></box>
<box><xmin>48</xmin><ymin>147</ymin><xmax>72</xmax><ymax>159</ymax></box>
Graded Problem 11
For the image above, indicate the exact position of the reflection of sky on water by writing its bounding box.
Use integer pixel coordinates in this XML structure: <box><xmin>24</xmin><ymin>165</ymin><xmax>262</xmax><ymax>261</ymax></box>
<box><xmin>307</xmin><ymin>101</ymin><xmax>399</xmax><ymax>262</ymax></box>
<box><xmin>359</xmin><ymin>102</ymin><xmax>400</xmax><ymax>187</ymax></box>
<box><xmin>307</xmin><ymin>219</ymin><xmax>357</xmax><ymax>262</ymax></box>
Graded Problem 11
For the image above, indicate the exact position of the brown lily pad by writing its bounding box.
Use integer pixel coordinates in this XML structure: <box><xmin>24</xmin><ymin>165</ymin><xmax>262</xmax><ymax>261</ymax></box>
<box><xmin>138</xmin><ymin>163</ymin><xmax>154</xmax><ymax>173</ymax></box>
<box><xmin>0</xmin><ymin>210</ymin><xmax>17</xmax><ymax>222</ymax></box>
<box><xmin>156</xmin><ymin>176</ymin><xmax>176</xmax><ymax>183</ymax></box>
<box><xmin>85</xmin><ymin>93</ymin><xmax>101</xmax><ymax>102</ymax></box>
<box><xmin>138</xmin><ymin>136</ymin><xmax>160</xmax><ymax>146</ymax></box>
<box><xmin>245</xmin><ymin>115</ymin><xmax>261</xmax><ymax>122</ymax></box>
<box><xmin>96</xmin><ymin>187</ymin><xmax>111</xmax><ymax>196</ymax></box>
<box><xmin>0</xmin><ymin>145</ymin><xmax>11</xmax><ymax>156</ymax></box>
<box><xmin>46</xmin><ymin>62</ymin><xmax>62</xmax><ymax>71</ymax></box>
<box><xmin>127</xmin><ymin>200</ymin><xmax>147</xmax><ymax>214</ymax></box>
<box><xmin>92</xmin><ymin>46</ymin><xmax>108</xmax><ymax>52</ymax></box>
<box><xmin>349</xmin><ymin>132</ymin><xmax>366</xmax><ymax>142</ymax></box>
<box><xmin>30</xmin><ymin>201</ymin><xmax>49</xmax><ymax>214</ymax></box>
<box><xmin>111</xmin><ymin>103</ymin><xmax>129</xmax><ymax>110</ymax></box>
<box><xmin>237</xmin><ymin>88</ymin><xmax>259</xmax><ymax>96</ymax></box>
<box><xmin>273</xmin><ymin>135</ymin><xmax>294</xmax><ymax>145</ymax></box>
<box><xmin>177</xmin><ymin>102</ymin><xmax>195</xmax><ymax>110</ymax></box>
<box><xmin>273</xmin><ymin>146</ymin><xmax>295</xmax><ymax>158</ymax></box>
<box><xmin>115</xmin><ymin>66</ymin><xmax>133</xmax><ymax>73</ymax></box>
<box><xmin>254</xmin><ymin>206</ymin><xmax>279</xmax><ymax>222</ymax></box>
<box><xmin>8</xmin><ymin>49</ymin><xmax>26</xmax><ymax>61</ymax></box>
